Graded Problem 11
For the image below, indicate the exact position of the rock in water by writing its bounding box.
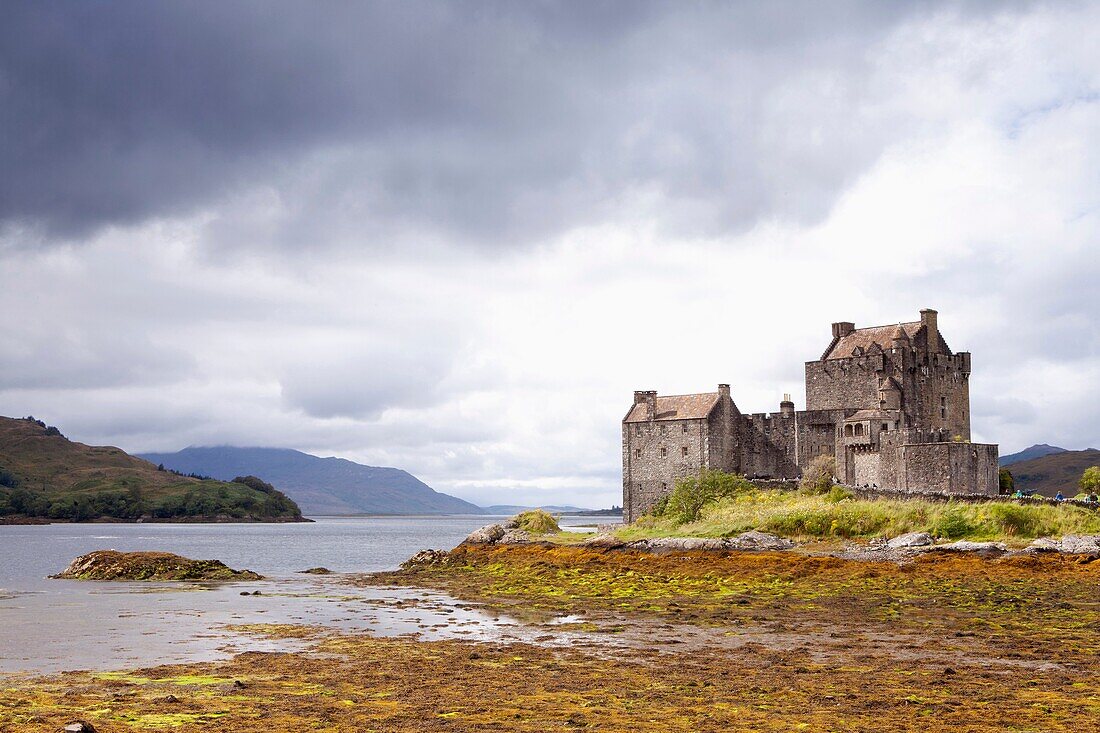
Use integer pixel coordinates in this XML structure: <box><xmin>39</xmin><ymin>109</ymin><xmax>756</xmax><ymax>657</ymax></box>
<box><xmin>51</xmin><ymin>550</ymin><xmax>263</xmax><ymax>581</ymax></box>
<box><xmin>298</xmin><ymin>567</ymin><xmax>333</xmax><ymax>574</ymax></box>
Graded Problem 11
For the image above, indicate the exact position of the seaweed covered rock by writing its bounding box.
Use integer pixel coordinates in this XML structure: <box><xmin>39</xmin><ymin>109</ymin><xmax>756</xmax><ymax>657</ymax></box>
<box><xmin>400</xmin><ymin>549</ymin><xmax>451</xmax><ymax>569</ymax></box>
<box><xmin>52</xmin><ymin>550</ymin><xmax>263</xmax><ymax>581</ymax></box>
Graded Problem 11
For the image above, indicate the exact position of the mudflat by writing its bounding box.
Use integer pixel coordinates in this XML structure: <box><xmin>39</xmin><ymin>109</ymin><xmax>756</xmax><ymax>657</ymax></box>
<box><xmin>2</xmin><ymin>544</ymin><xmax>1098</xmax><ymax>731</ymax></box>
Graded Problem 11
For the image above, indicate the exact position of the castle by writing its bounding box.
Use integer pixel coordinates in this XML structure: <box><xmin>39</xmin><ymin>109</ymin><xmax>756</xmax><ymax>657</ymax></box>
<box><xmin>621</xmin><ymin>309</ymin><xmax>999</xmax><ymax>522</ymax></box>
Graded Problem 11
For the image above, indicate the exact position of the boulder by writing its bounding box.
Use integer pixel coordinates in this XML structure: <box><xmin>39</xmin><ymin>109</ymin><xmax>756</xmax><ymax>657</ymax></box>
<box><xmin>463</xmin><ymin>524</ymin><xmax>506</xmax><ymax>545</ymax></box>
<box><xmin>298</xmin><ymin>567</ymin><xmax>333</xmax><ymax>575</ymax></box>
<box><xmin>63</xmin><ymin>723</ymin><xmax>96</xmax><ymax>733</ymax></box>
<box><xmin>1026</xmin><ymin>537</ymin><xmax>1061</xmax><ymax>553</ymax></box>
<box><xmin>582</xmin><ymin>533</ymin><xmax>627</xmax><ymax>549</ymax></box>
<box><xmin>728</xmin><ymin>531</ymin><xmax>795</xmax><ymax>551</ymax></box>
<box><xmin>887</xmin><ymin>532</ymin><xmax>934</xmax><ymax>549</ymax></box>
<box><xmin>1058</xmin><ymin>535</ymin><xmax>1100</xmax><ymax>556</ymax></box>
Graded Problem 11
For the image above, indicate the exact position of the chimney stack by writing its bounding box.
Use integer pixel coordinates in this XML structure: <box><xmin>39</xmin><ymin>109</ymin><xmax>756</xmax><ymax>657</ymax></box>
<box><xmin>644</xmin><ymin>390</ymin><xmax>657</xmax><ymax>420</ymax></box>
<box><xmin>718</xmin><ymin>384</ymin><xmax>731</xmax><ymax>399</ymax></box>
<box><xmin>920</xmin><ymin>309</ymin><xmax>939</xmax><ymax>352</ymax></box>
<box><xmin>832</xmin><ymin>321</ymin><xmax>855</xmax><ymax>339</ymax></box>
<box><xmin>780</xmin><ymin>393</ymin><xmax>795</xmax><ymax>416</ymax></box>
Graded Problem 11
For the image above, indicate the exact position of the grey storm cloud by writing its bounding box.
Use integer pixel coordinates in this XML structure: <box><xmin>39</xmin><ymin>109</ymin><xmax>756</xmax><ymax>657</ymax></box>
<box><xmin>0</xmin><ymin>0</ymin><xmax>1026</xmax><ymax>248</ymax></box>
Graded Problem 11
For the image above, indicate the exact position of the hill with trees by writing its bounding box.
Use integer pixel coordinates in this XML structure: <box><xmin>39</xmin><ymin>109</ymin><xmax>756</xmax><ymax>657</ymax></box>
<box><xmin>1002</xmin><ymin>448</ymin><xmax>1100</xmax><ymax>497</ymax></box>
<box><xmin>0</xmin><ymin>416</ymin><xmax>304</xmax><ymax>522</ymax></box>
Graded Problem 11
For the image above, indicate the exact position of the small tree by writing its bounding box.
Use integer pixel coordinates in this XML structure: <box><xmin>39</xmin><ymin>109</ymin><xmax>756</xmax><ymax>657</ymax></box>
<box><xmin>664</xmin><ymin>470</ymin><xmax>752</xmax><ymax>524</ymax></box>
<box><xmin>1080</xmin><ymin>466</ymin><xmax>1100</xmax><ymax>493</ymax></box>
<box><xmin>800</xmin><ymin>455</ymin><xmax>836</xmax><ymax>494</ymax></box>
<box><xmin>998</xmin><ymin>468</ymin><xmax>1015</xmax><ymax>495</ymax></box>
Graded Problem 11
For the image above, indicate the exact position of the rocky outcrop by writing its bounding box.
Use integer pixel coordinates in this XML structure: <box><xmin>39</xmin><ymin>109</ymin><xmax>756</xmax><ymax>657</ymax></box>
<box><xmin>1026</xmin><ymin>535</ymin><xmax>1100</xmax><ymax>556</ymax></box>
<box><xmin>727</xmin><ymin>530</ymin><xmax>796</xmax><ymax>551</ymax></box>
<box><xmin>52</xmin><ymin>550</ymin><xmax>263</xmax><ymax>581</ymax></box>
<box><xmin>930</xmin><ymin>540</ymin><xmax>1008</xmax><ymax>556</ymax></box>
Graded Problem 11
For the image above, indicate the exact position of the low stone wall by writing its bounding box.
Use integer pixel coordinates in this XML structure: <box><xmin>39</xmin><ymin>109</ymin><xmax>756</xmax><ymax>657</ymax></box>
<box><xmin>845</xmin><ymin>484</ymin><xmax>1097</xmax><ymax>510</ymax></box>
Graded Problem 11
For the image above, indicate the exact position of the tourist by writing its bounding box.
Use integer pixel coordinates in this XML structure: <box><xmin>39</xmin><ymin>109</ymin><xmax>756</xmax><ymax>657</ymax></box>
<box><xmin>1054</xmin><ymin>491</ymin><xmax>1064</xmax><ymax>502</ymax></box>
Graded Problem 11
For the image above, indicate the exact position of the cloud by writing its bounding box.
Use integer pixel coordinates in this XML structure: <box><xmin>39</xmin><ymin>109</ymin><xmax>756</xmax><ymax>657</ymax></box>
<box><xmin>0</xmin><ymin>0</ymin><xmax>1009</xmax><ymax>249</ymax></box>
<box><xmin>2</xmin><ymin>2</ymin><xmax>1100</xmax><ymax>508</ymax></box>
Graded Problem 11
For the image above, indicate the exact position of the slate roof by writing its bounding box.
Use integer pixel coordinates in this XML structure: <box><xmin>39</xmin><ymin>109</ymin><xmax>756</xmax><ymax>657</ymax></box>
<box><xmin>822</xmin><ymin>322</ymin><xmax>952</xmax><ymax>359</ymax></box>
<box><xmin>623</xmin><ymin>392</ymin><xmax>720</xmax><ymax>423</ymax></box>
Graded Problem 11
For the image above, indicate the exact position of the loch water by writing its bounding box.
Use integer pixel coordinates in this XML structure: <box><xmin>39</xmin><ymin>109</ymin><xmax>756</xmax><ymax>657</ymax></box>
<box><xmin>0</xmin><ymin>515</ymin><xmax>605</xmax><ymax>673</ymax></box>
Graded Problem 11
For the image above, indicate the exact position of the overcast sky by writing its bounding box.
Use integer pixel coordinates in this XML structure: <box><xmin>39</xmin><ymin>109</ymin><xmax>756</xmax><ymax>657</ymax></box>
<box><xmin>1</xmin><ymin>1</ymin><xmax>1098</xmax><ymax>508</ymax></box>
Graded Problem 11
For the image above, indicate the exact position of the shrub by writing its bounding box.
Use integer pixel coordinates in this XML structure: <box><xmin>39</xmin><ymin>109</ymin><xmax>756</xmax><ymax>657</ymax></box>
<box><xmin>934</xmin><ymin>507</ymin><xmax>973</xmax><ymax>539</ymax></box>
<box><xmin>826</xmin><ymin>485</ymin><xmax>853</xmax><ymax>504</ymax></box>
<box><xmin>799</xmin><ymin>455</ymin><xmax>836</xmax><ymax>495</ymax></box>
<box><xmin>664</xmin><ymin>470</ymin><xmax>753</xmax><ymax>524</ymax></box>
<box><xmin>514</xmin><ymin>509</ymin><xmax>560</xmax><ymax>534</ymax></box>
<box><xmin>998</xmin><ymin>469</ymin><xmax>1015</xmax><ymax>495</ymax></box>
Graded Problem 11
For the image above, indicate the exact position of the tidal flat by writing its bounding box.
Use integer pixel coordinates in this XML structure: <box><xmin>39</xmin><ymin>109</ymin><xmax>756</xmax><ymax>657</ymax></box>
<box><xmin>3</xmin><ymin>544</ymin><xmax>1099</xmax><ymax>731</ymax></box>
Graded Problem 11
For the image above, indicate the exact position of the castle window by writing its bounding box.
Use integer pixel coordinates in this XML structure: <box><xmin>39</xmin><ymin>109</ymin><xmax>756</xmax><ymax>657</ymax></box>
<box><xmin>940</xmin><ymin>396</ymin><xmax>947</xmax><ymax>419</ymax></box>
<box><xmin>854</xmin><ymin>423</ymin><xmax>864</xmax><ymax>437</ymax></box>
<box><xmin>635</xmin><ymin>425</ymin><xmax>642</xmax><ymax>436</ymax></box>
<box><xmin>660</xmin><ymin>482</ymin><xmax>668</xmax><ymax>491</ymax></box>
<box><xmin>844</xmin><ymin>424</ymin><xmax>853</xmax><ymax>437</ymax></box>
<box><xmin>634</xmin><ymin>448</ymin><xmax>641</xmax><ymax>458</ymax></box>
<box><xmin>660</xmin><ymin>447</ymin><xmax>668</xmax><ymax>457</ymax></box>
<box><xmin>681</xmin><ymin>446</ymin><xmax>688</xmax><ymax>458</ymax></box>
<box><xmin>682</xmin><ymin>424</ymin><xmax>688</xmax><ymax>434</ymax></box>
<box><xmin>882</xmin><ymin>423</ymin><xmax>889</xmax><ymax>432</ymax></box>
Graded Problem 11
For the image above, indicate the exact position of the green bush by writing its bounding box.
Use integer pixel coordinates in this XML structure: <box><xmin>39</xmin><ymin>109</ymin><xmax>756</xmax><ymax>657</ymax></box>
<box><xmin>933</xmin><ymin>507</ymin><xmax>973</xmax><ymax>539</ymax></box>
<box><xmin>663</xmin><ymin>470</ymin><xmax>754</xmax><ymax>523</ymax></box>
<box><xmin>514</xmin><ymin>509</ymin><xmax>560</xmax><ymax>534</ymax></box>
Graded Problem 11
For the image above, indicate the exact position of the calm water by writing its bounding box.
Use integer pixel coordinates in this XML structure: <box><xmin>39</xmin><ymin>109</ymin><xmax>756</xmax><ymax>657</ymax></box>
<box><xmin>0</xmin><ymin>515</ymin><xmax>608</xmax><ymax>674</ymax></box>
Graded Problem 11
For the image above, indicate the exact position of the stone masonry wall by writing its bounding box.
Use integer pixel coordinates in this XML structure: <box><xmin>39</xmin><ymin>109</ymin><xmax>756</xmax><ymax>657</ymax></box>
<box><xmin>805</xmin><ymin>355</ymin><xmax>884</xmax><ymax>411</ymax></box>
<box><xmin>897</xmin><ymin>442</ymin><xmax>999</xmax><ymax>495</ymax></box>
<box><xmin>622</xmin><ymin>417</ymin><xmax>710</xmax><ymax>522</ymax></box>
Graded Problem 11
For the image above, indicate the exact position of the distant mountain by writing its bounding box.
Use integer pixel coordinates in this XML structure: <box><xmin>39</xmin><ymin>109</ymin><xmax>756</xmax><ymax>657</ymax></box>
<box><xmin>1003</xmin><ymin>449</ymin><xmax>1100</xmax><ymax>497</ymax></box>
<box><xmin>482</xmin><ymin>504</ymin><xmax>592</xmax><ymax>515</ymax></box>
<box><xmin>0</xmin><ymin>416</ymin><xmax>303</xmax><ymax>522</ymax></box>
<box><xmin>138</xmin><ymin>446</ymin><xmax>481</xmax><ymax>516</ymax></box>
<box><xmin>999</xmin><ymin>444</ymin><xmax>1069</xmax><ymax>466</ymax></box>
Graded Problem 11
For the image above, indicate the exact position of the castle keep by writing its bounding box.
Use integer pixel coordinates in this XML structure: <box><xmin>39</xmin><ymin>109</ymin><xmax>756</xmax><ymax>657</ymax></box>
<box><xmin>622</xmin><ymin>309</ymin><xmax>999</xmax><ymax>522</ymax></box>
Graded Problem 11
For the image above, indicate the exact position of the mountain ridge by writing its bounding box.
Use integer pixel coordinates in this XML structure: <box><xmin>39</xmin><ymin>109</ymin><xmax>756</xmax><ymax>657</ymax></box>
<box><xmin>1002</xmin><ymin>448</ymin><xmax>1100</xmax><ymax>497</ymax></box>
<box><xmin>138</xmin><ymin>446</ymin><xmax>482</xmax><ymax>516</ymax></box>
<box><xmin>999</xmin><ymin>444</ymin><xmax>1071</xmax><ymax>467</ymax></box>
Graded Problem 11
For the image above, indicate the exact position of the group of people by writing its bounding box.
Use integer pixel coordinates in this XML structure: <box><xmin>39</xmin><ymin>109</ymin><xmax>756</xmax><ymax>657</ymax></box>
<box><xmin>1049</xmin><ymin>490</ymin><xmax>1099</xmax><ymax>505</ymax></box>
